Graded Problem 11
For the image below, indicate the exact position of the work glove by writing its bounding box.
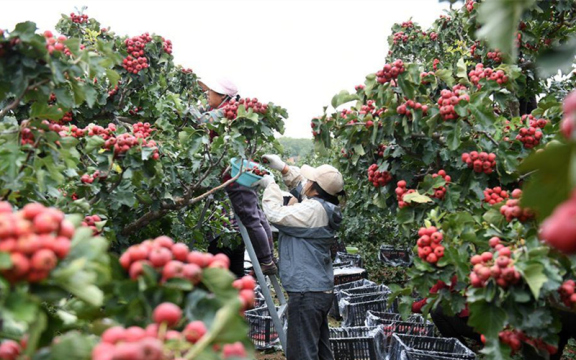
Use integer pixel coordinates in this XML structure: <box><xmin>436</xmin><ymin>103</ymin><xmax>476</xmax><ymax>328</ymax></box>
<box><xmin>262</xmin><ymin>154</ymin><xmax>286</xmax><ymax>172</ymax></box>
<box><xmin>253</xmin><ymin>175</ymin><xmax>275</xmax><ymax>189</ymax></box>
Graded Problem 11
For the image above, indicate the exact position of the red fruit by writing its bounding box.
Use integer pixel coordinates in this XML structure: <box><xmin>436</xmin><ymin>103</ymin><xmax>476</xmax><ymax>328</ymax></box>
<box><xmin>22</xmin><ymin>203</ymin><xmax>46</xmax><ymax>220</ymax></box>
<box><xmin>111</xmin><ymin>342</ymin><xmax>144</xmax><ymax>360</ymax></box>
<box><xmin>434</xmin><ymin>246</ymin><xmax>444</xmax><ymax>258</ymax></box>
<box><xmin>182</xmin><ymin>263</ymin><xmax>202</xmax><ymax>284</ymax></box>
<box><xmin>119</xmin><ymin>252</ymin><xmax>131</xmax><ymax>269</ymax></box>
<box><xmin>488</xmin><ymin>237</ymin><xmax>500</xmax><ymax>248</ymax></box>
<box><xmin>171</xmin><ymin>243</ymin><xmax>189</xmax><ymax>261</ymax></box>
<box><xmin>153</xmin><ymin>302</ymin><xmax>182</xmax><ymax>327</ymax></box>
<box><xmin>31</xmin><ymin>249</ymin><xmax>57</xmax><ymax>271</ymax></box>
<box><xmin>208</xmin><ymin>259</ymin><xmax>229</xmax><ymax>269</ymax></box>
<box><xmin>511</xmin><ymin>189</ymin><xmax>522</xmax><ymax>199</ymax></box>
<box><xmin>496</xmin><ymin>256</ymin><xmax>510</xmax><ymax>268</ymax></box>
<box><xmin>478</xmin><ymin>267</ymin><xmax>491</xmax><ymax>281</ymax></box>
<box><xmin>162</xmin><ymin>260</ymin><xmax>184</xmax><ymax>279</ymax></box>
<box><xmin>183</xmin><ymin>321</ymin><xmax>207</xmax><ymax>343</ymax></box>
<box><xmin>223</xmin><ymin>342</ymin><xmax>247</xmax><ymax>358</ymax></box>
<box><xmin>149</xmin><ymin>247</ymin><xmax>172</xmax><ymax>267</ymax></box>
<box><xmin>102</xmin><ymin>326</ymin><xmax>126</xmax><ymax>344</ymax></box>
<box><xmin>240</xmin><ymin>289</ymin><xmax>256</xmax><ymax>309</ymax></box>
<box><xmin>471</xmin><ymin>255</ymin><xmax>483</xmax><ymax>265</ymax></box>
<box><xmin>498</xmin><ymin>247</ymin><xmax>511</xmax><ymax>257</ymax></box>
<box><xmin>481</xmin><ymin>335</ymin><xmax>486</xmax><ymax>345</ymax></box>
<box><xmin>211</xmin><ymin>253</ymin><xmax>231</xmax><ymax>268</ymax></box>
<box><xmin>398</xmin><ymin>180</ymin><xmax>407</xmax><ymax>188</ymax></box>
<box><xmin>58</xmin><ymin>219</ymin><xmax>75</xmax><ymax>239</ymax></box>
<box><xmin>33</xmin><ymin>213</ymin><xmax>59</xmax><ymax>233</ymax></box>
<box><xmin>426</xmin><ymin>253</ymin><xmax>438</xmax><ymax>264</ymax></box>
<box><xmin>128</xmin><ymin>245</ymin><xmax>148</xmax><ymax>261</ymax></box>
<box><xmin>431</xmin><ymin>232</ymin><xmax>443</xmax><ymax>243</ymax></box>
<box><xmin>138</xmin><ymin>338</ymin><xmax>163</xmax><ymax>360</ymax></box>
<box><xmin>480</xmin><ymin>252</ymin><xmax>493</xmax><ymax>262</ymax></box>
<box><xmin>92</xmin><ymin>343</ymin><xmax>115</xmax><ymax>360</ymax></box>
<box><xmin>241</xmin><ymin>275</ymin><xmax>257</xmax><ymax>290</ymax></box>
<box><xmin>540</xmin><ymin>195</ymin><xmax>576</xmax><ymax>254</ymax></box>
<box><xmin>123</xmin><ymin>326</ymin><xmax>146</xmax><ymax>342</ymax></box>
<box><xmin>154</xmin><ymin>236</ymin><xmax>174</xmax><ymax>249</ymax></box>
<box><xmin>52</xmin><ymin>236</ymin><xmax>71</xmax><ymax>259</ymax></box>
<box><xmin>9</xmin><ymin>252</ymin><xmax>30</xmax><ymax>278</ymax></box>
<box><xmin>187</xmin><ymin>251</ymin><xmax>208</xmax><ymax>267</ymax></box>
<box><xmin>129</xmin><ymin>260</ymin><xmax>150</xmax><ymax>280</ymax></box>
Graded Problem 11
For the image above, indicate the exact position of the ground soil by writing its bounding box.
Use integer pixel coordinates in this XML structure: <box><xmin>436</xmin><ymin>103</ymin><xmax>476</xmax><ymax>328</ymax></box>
<box><xmin>255</xmin><ymin>350</ymin><xmax>285</xmax><ymax>359</ymax></box>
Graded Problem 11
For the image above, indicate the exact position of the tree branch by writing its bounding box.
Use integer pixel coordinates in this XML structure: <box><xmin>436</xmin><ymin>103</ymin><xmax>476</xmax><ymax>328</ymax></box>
<box><xmin>0</xmin><ymin>80</ymin><xmax>50</xmax><ymax>120</ymax></box>
<box><xmin>477</xmin><ymin>130</ymin><xmax>499</xmax><ymax>146</ymax></box>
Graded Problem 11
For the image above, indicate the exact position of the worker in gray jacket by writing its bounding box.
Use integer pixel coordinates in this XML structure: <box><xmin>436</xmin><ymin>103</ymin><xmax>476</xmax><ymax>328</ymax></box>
<box><xmin>255</xmin><ymin>154</ymin><xmax>345</xmax><ymax>360</ymax></box>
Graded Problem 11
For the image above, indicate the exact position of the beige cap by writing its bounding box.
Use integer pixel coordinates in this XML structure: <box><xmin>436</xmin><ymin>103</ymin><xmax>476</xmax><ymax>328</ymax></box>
<box><xmin>198</xmin><ymin>77</ymin><xmax>238</xmax><ymax>97</ymax></box>
<box><xmin>301</xmin><ymin>164</ymin><xmax>344</xmax><ymax>196</ymax></box>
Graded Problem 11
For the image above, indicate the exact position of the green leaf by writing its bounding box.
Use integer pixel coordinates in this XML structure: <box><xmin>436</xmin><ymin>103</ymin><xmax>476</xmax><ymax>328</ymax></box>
<box><xmin>105</xmin><ymin>69</ymin><xmax>120</xmax><ymax>87</ymax></box>
<box><xmin>536</xmin><ymin>36</ymin><xmax>576</xmax><ymax>78</ymax></box>
<box><xmin>520</xmin><ymin>263</ymin><xmax>547</xmax><ymax>299</ymax></box>
<box><xmin>11</xmin><ymin>22</ymin><xmax>38</xmax><ymax>42</ymax></box>
<box><xmin>30</xmin><ymin>102</ymin><xmax>63</xmax><ymax>120</ymax></box>
<box><xmin>435</xmin><ymin>69</ymin><xmax>455</xmax><ymax>87</ymax></box>
<box><xmin>397</xmin><ymin>74</ymin><xmax>415</xmax><ymax>99</ymax></box>
<box><xmin>468</xmin><ymin>300</ymin><xmax>507</xmax><ymax>338</ymax></box>
<box><xmin>50</xmin><ymin>332</ymin><xmax>94</xmax><ymax>360</ymax></box>
<box><xmin>403</xmin><ymin>192</ymin><xmax>433</xmax><ymax>204</ymax></box>
<box><xmin>53</xmin><ymin>87</ymin><xmax>74</xmax><ymax>109</ymax></box>
<box><xmin>331</xmin><ymin>90</ymin><xmax>359</xmax><ymax>109</ymax></box>
<box><xmin>0</xmin><ymin>252</ymin><xmax>12</xmax><ymax>270</ymax></box>
<box><xmin>85</xmin><ymin>136</ymin><xmax>105</xmax><ymax>152</ymax></box>
<box><xmin>456</xmin><ymin>57</ymin><xmax>469</xmax><ymax>82</ymax></box>
<box><xmin>201</xmin><ymin>268</ymin><xmax>237</xmax><ymax>300</ymax></box>
<box><xmin>476</xmin><ymin>0</ymin><xmax>536</xmax><ymax>59</ymax></box>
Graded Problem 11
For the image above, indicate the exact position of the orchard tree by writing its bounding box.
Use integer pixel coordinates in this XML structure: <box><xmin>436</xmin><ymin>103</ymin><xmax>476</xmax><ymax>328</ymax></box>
<box><xmin>314</xmin><ymin>0</ymin><xmax>576</xmax><ymax>358</ymax></box>
<box><xmin>0</xmin><ymin>9</ymin><xmax>287</xmax><ymax>359</ymax></box>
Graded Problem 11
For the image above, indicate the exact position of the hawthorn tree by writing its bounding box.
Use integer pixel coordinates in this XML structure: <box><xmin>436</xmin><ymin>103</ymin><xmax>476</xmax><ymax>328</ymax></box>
<box><xmin>314</xmin><ymin>0</ymin><xmax>576</xmax><ymax>358</ymax></box>
<box><xmin>0</xmin><ymin>9</ymin><xmax>287</xmax><ymax>359</ymax></box>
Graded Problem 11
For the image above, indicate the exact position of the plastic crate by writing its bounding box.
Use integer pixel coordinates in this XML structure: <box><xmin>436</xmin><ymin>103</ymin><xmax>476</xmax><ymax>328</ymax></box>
<box><xmin>339</xmin><ymin>293</ymin><xmax>390</xmax><ymax>327</ymax></box>
<box><xmin>340</xmin><ymin>284</ymin><xmax>391</xmax><ymax>299</ymax></box>
<box><xmin>389</xmin><ymin>334</ymin><xmax>476</xmax><ymax>360</ymax></box>
<box><xmin>254</xmin><ymin>288</ymin><xmax>265</xmax><ymax>309</ymax></box>
<box><xmin>330</xmin><ymin>326</ymin><xmax>386</xmax><ymax>360</ymax></box>
<box><xmin>365</xmin><ymin>311</ymin><xmax>426</xmax><ymax>326</ymax></box>
<box><xmin>379</xmin><ymin>244</ymin><xmax>412</xmax><ymax>267</ymax></box>
<box><xmin>330</xmin><ymin>279</ymin><xmax>376</xmax><ymax>319</ymax></box>
<box><xmin>334</xmin><ymin>267</ymin><xmax>368</xmax><ymax>286</ymax></box>
<box><xmin>245</xmin><ymin>306</ymin><xmax>286</xmax><ymax>350</ymax></box>
<box><xmin>335</xmin><ymin>252</ymin><xmax>363</xmax><ymax>268</ymax></box>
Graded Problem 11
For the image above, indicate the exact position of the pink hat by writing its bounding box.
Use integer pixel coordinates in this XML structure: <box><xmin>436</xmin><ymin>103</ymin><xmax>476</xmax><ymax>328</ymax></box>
<box><xmin>199</xmin><ymin>77</ymin><xmax>238</xmax><ymax>97</ymax></box>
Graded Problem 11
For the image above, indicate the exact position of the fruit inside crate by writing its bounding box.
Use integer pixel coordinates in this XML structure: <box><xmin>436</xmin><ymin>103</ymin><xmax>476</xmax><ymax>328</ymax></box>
<box><xmin>245</xmin><ymin>306</ymin><xmax>286</xmax><ymax>350</ymax></box>
<box><xmin>379</xmin><ymin>244</ymin><xmax>412</xmax><ymax>267</ymax></box>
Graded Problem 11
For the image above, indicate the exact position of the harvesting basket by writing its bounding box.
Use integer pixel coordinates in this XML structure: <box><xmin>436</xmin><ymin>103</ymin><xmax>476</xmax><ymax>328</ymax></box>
<box><xmin>329</xmin><ymin>326</ymin><xmax>386</xmax><ymax>360</ymax></box>
<box><xmin>230</xmin><ymin>157</ymin><xmax>271</xmax><ymax>187</ymax></box>
<box><xmin>388</xmin><ymin>334</ymin><xmax>476</xmax><ymax>360</ymax></box>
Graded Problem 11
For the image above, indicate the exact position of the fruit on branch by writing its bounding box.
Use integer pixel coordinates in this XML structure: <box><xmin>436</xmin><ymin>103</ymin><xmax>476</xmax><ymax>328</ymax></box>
<box><xmin>375</xmin><ymin>144</ymin><xmax>387</xmax><ymax>158</ymax></box>
<box><xmin>368</xmin><ymin>164</ymin><xmax>392</xmax><ymax>188</ymax></box>
<box><xmin>393</xmin><ymin>31</ymin><xmax>408</xmax><ymax>44</ymax></box>
<box><xmin>461</xmin><ymin>151</ymin><xmax>496</xmax><ymax>174</ymax></box>
<box><xmin>416</xmin><ymin>226</ymin><xmax>444</xmax><ymax>264</ymax></box>
<box><xmin>376</xmin><ymin>60</ymin><xmax>405</xmax><ymax>84</ymax></box>
<box><xmin>500</xmin><ymin>189</ymin><xmax>534</xmax><ymax>223</ymax></box>
<box><xmin>468</xmin><ymin>64</ymin><xmax>509</xmax><ymax>88</ymax></box>
<box><xmin>221</xmin><ymin>98</ymin><xmax>268</xmax><ymax>120</ymax></box>
<box><xmin>153</xmin><ymin>302</ymin><xmax>182</xmax><ymax>327</ymax></box>
<box><xmin>559</xmin><ymin>280</ymin><xmax>576</xmax><ymax>308</ymax></box>
<box><xmin>420</xmin><ymin>71</ymin><xmax>435</xmax><ymax>85</ymax></box>
<box><xmin>437</xmin><ymin>86</ymin><xmax>469</xmax><ymax>121</ymax></box>
<box><xmin>122</xmin><ymin>34</ymin><xmax>151</xmax><ymax>74</ymax></box>
<box><xmin>397</xmin><ymin>99</ymin><xmax>428</xmax><ymax>118</ymax></box>
<box><xmin>82</xmin><ymin>215</ymin><xmax>102</xmax><ymax>235</ymax></box>
<box><xmin>354</xmin><ymin>84</ymin><xmax>365</xmax><ymax>91</ymax></box>
<box><xmin>465</xmin><ymin>0</ymin><xmax>476</xmax><ymax>12</ymax></box>
<box><xmin>499</xmin><ymin>329</ymin><xmax>557</xmax><ymax>356</ymax></box>
<box><xmin>0</xmin><ymin>202</ymin><xmax>74</xmax><ymax>283</ymax></box>
<box><xmin>487</xmin><ymin>49</ymin><xmax>503</xmax><ymax>63</ymax></box>
<box><xmin>162</xmin><ymin>37</ymin><xmax>173</xmax><ymax>54</ymax></box>
<box><xmin>470</xmin><ymin>244</ymin><xmax>520</xmax><ymax>289</ymax></box>
<box><xmin>222</xmin><ymin>342</ymin><xmax>248</xmax><ymax>359</ymax></box>
<box><xmin>431</xmin><ymin>170</ymin><xmax>450</xmax><ymax>199</ymax></box>
<box><xmin>0</xmin><ymin>340</ymin><xmax>23</xmax><ymax>360</ymax></box>
<box><xmin>395</xmin><ymin>180</ymin><xmax>415</xmax><ymax>209</ymax></box>
<box><xmin>70</xmin><ymin>12</ymin><xmax>89</xmax><ymax>24</ymax></box>
<box><xmin>483</xmin><ymin>187</ymin><xmax>509</xmax><ymax>205</ymax></box>
<box><xmin>540</xmin><ymin>190</ymin><xmax>576</xmax><ymax>254</ymax></box>
<box><xmin>561</xmin><ymin>90</ymin><xmax>576</xmax><ymax>139</ymax></box>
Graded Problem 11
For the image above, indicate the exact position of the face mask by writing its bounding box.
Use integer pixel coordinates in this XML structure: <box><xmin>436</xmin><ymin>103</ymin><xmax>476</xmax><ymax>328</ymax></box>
<box><xmin>300</xmin><ymin>180</ymin><xmax>309</xmax><ymax>197</ymax></box>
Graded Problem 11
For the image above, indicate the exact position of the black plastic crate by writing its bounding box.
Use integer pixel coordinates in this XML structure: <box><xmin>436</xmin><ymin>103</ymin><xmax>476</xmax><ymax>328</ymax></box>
<box><xmin>335</xmin><ymin>252</ymin><xmax>363</xmax><ymax>268</ymax></box>
<box><xmin>334</xmin><ymin>267</ymin><xmax>368</xmax><ymax>286</ymax></box>
<box><xmin>254</xmin><ymin>288</ymin><xmax>265</xmax><ymax>309</ymax></box>
<box><xmin>379</xmin><ymin>244</ymin><xmax>412</xmax><ymax>267</ymax></box>
<box><xmin>334</xmin><ymin>260</ymin><xmax>356</xmax><ymax>269</ymax></box>
<box><xmin>246</xmin><ymin>306</ymin><xmax>285</xmax><ymax>350</ymax></box>
<box><xmin>333</xmin><ymin>284</ymin><xmax>390</xmax><ymax>320</ymax></box>
<box><xmin>365</xmin><ymin>311</ymin><xmax>426</xmax><ymax>326</ymax></box>
<box><xmin>330</xmin><ymin>326</ymin><xmax>386</xmax><ymax>360</ymax></box>
<box><xmin>389</xmin><ymin>334</ymin><xmax>476</xmax><ymax>360</ymax></box>
<box><xmin>339</xmin><ymin>293</ymin><xmax>390</xmax><ymax>327</ymax></box>
<box><xmin>330</xmin><ymin>279</ymin><xmax>376</xmax><ymax>319</ymax></box>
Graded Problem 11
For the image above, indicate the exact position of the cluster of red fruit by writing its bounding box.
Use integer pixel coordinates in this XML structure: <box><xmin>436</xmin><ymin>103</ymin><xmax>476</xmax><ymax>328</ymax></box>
<box><xmin>431</xmin><ymin>170</ymin><xmax>450</xmax><ymax>199</ymax></box>
<box><xmin>128</xmin><ymin>107</ymin><xmax>142</xmax><ymax>116</ymax></box>
<box><xmin>465</xmin><ymin>0</ymin><xmax>476</xmax><ymax>12</ymax></box>
<box><xmin>468</xmin><ymin>64</ymin><xmax>509</xmax><ymax>88</ymax></box>
<box><xmin>433</xmin><ymin>59</ymin><xmax>440</xmax><ymax>71</ymax></box>
<box><xmin>420</xmin><ymin>71</ymin><xmax>435</xmax><ymax>85</ymax></box>
<box><xmin>122</xmin><ymin>34</ymin><xmax>152</xmax><ymax>74</ymax></box>
<box><xmin>368</xmin><ymin>164</ymin><xmax>392</xmax><ymax>188</ymax></box>
<box><xmin>92</xmin><ymin>302</ymin><xmax>248</xmax><ymax>360</ymax></box>
<box><xmin>376</xmin><ymin>60</ymin><xmax>405</xmax><ymax>84</ymax></box>
<box><xmin>397</xmin><ymin>99</ymin><xmax>429</xmax><ymax>117</ymax></box>
<box><xmin>499</xmin><ymin>329</ymin><xmax>557</xmax><ymax>355</ymax></box>
<box><xmin>21</xmin><ymin>127</ymin><xmax>35</xmax><ymax>145</ymax></box>
<box><xmin>70</xmin><ymin>12</ymin><xmax>89</xmax><ymax>24</ymax></box>
<box><xmin>59</xmin><ymin>111</ymin><xmax>73</xmax><ymax>123</ymax></box>
<box><xmin>0</xmin><ymin>202</ymin><xmax>73</xmax><ymax>283</ymax></box>
<box><xmin>500</xmin><ymin>189</ymin><xmax>534</xmax><ymax>222</ymax></box>
<box><xmin>354</xmin><ymin>84</ymin><xmax>365</xmax><ymax>91</ymax></box>
<box><xmin>483</xmin><ymin>186</ymin><xmax>509</xmax><ymax>205</ymax></box>
<box><xmin>559</xmin><ymin>279</ymin><xmax>576</xmax><ymax>308</ymax></box>
<box><xmin>437</xmin><ymin>88</ymin><xmax>469</xmax><ymax>121</ymax></box>
<box><xmin>375</xmin><ymin>144</ymin><xmax>387</xmax><ymax>158</ymax></box>
<box><xmin>461</xmin><ymin>151</ymin><xmax>497</xmax><ymax>174</ymax></box>
<box><xmin>82</xmin><ymin>214</ymin><xmax>102</xmax><ymax>235</ymax></box>
<box><xmin>88</xmin><ymin>123</ymin><xmax>117</xmax><ymax>139</ymax></box>
<box><xmin>221</xmin><ymin>98</ymin><xmax>268</xmax><ymax>120</ymax></box>
<box><xmin>43</xmin><ymin>31</ymin><xmax>69</xmax><ymax>55</ymax></box>
<box><xmin>232</xmin><ymin>275</ymin><xmax>258</xmax><ymax>311</ymax></box>
<box><xmin>395</xmin><ymin>180</ymin><xmax>416</xmax><ymax>209</ymax></box>
<box><xmin>393</xmin><ymin>31</ymin><xmax>408</xmax><ymax>44</ymax></box>
<box><xmin>470</xmin><ymin>239</ymin><xmax>520</xmax><ymax>288</ymax></box>
<box><xmin>133</xmin><ymin>122</ymin><xmax>154</xmax><ymax>138</ymax></box>
<box><xmin>181</xmin><ymin>68</ymin><xmax>193</xmax><ymax>74</ymax></box>
<box><xmin>81</xmin><ymin>173</ymin><xmax>96</xmax><ymax>184</ymax></box>
<box><xmin>416</xmin><ymin>226</ymin><xmax>444</xmax><ymax>264</ymax></box>
<box><xmin>0</xmin><ymin>339</ymin><xmax>26</xmax><ymax>360</ymax></box>
<box><xmin>487</xmin><ymin>50</ymin><xmax>503</xmax><ymax>62</ymax></box>
<box><xmin>359</xmin><ymin>100</ymin><xmax>376</xmax><ymax>115</ymax></box>
<box><xmin>470</xmin><ymin>42</ymin><xmax>480</xmax><ymax>59</ymax></box>
<box><xmin>246</xmin><ymin>166</ymin><xmax>270</xmax><ymax>177</ymax></box>
<box><xmin>162</xmin><ymin>37</ymin><xmax>173</xmax><ymax>54</ymax></box>
<box><xmin>429</xmin><ymin>32</ymin><xmax>438</xmax><ymax>41</ymax></box>
<box><xmin>515</xmin><ymin>125</ymin><xmax>543</xmax><ymax>149</ymax></box>
<box><xmin>401</xmin><ymin>21</ymin><xmax>414</xmax><ymax>28</ymax></box>
<box><xmin>103</xmin><ymin>133</ymin><xmax>160</xmax><ymax>159</ymax></box>
<box><xmin>523</xmin><ymin>114</ymin><xmax>548</xmax><ymax>129</ymax></box>
<box><xmin>108</xmin><ymin>85</ymin><xmax>119</xmax><ymax>97</ymax></box>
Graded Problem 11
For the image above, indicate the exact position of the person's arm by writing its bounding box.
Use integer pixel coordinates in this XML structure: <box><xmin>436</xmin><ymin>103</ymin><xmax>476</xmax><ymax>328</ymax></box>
<box><xmin>281</xmin><ymin>165</ymin><xmax>305</xmax><ymax>191</ymax></box>
<box><xmin>261</xmin><ymin>181</ymin><xmax>326</xmax><ymax>228</ymax></box>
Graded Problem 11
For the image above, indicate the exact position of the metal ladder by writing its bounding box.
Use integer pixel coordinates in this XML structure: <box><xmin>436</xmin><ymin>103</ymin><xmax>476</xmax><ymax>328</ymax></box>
<box><xmin>236</xmin><ymin>217</ymin><xmax>287</xmax><ymax>352</ymax></box>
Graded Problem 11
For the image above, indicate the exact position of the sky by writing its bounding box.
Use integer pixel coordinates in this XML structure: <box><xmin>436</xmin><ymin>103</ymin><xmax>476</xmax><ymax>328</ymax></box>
<box><xmin>1</xmin><ymin>0</ymin><xmax>454</xmax><ymax>138</ymax></box>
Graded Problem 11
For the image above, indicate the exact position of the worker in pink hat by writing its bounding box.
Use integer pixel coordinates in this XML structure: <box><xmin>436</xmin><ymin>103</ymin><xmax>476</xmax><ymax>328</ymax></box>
<box><xmin>196</xmin><ymin>77</ymin><xmax>277</xmax><ymax>276</ymax></box>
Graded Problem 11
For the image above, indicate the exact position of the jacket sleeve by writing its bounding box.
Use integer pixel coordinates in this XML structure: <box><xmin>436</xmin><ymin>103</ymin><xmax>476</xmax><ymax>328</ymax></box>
<box><xmin>262</xmin><ymin>182</ymin><xmax>327</xmax><ymax>228</ymax></box>
<box><xmin>282</xmin><ymin>166</ymin><xmax>305</xmax><ymax>191</ymax></box>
